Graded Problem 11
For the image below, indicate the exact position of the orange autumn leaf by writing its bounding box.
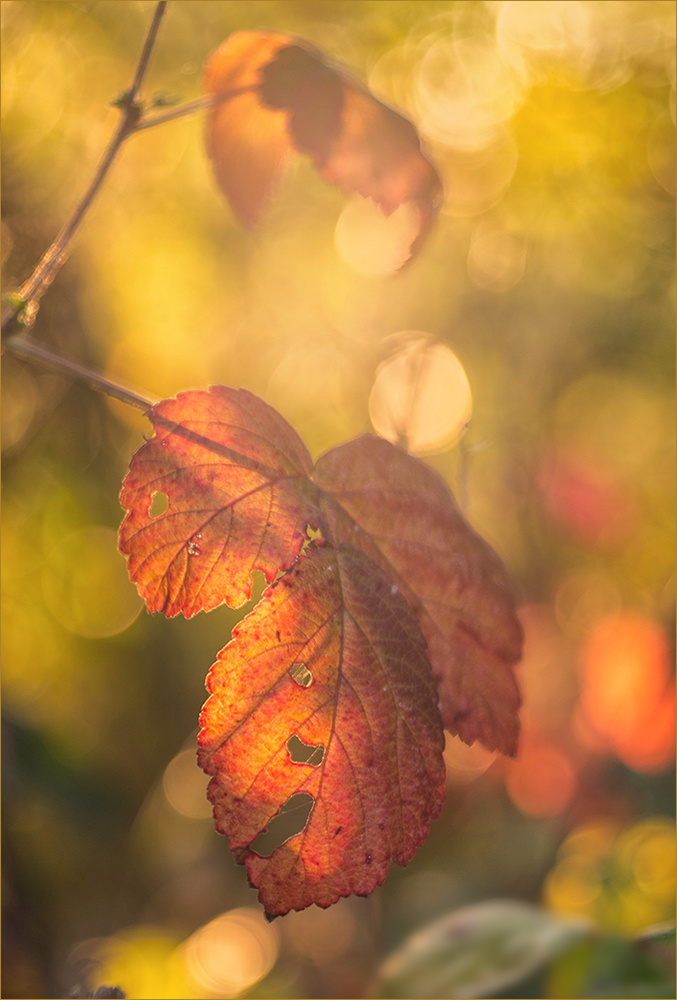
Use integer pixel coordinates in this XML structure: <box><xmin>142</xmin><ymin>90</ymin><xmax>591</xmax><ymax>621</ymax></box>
<box><xmin>314</xmin><ymin>435</ymin><xmax>523</xmax><ymax>756</ymax></box>
<box><xmin>119</xmin><ymin>386</ymin><xmax>522</xmax><ymax>913</ymax></box>
<box><xmin>203</xmin><ymin>31</ymin><xmax>443</xmax><ymax>261</ymax></box>
<box><xmin>198</xmin><ymin>543</ymin><xmax>445</xmax><ymax>917</ymax></box>
<box><xmin>118</xmin><ymin>386</ymin><xmax>318</xmax><ymax>615</ymax></box>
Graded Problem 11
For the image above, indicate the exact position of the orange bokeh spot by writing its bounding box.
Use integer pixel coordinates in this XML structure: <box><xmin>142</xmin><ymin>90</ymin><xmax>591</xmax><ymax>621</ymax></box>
<box><xmin>506</xmin><ymin>735</ymin><xmax>577</xmax><ymax>818</ymax></box>
<box><xmin>577</xmin><ymin>614</ymin><xmax>675</xmax><ymax>772</ymax></box>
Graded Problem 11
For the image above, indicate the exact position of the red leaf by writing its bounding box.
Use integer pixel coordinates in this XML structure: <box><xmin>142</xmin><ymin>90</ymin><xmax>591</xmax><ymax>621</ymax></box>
<box><xmin>198</xmin><ymin>543</ymin><xmax>445</xmax><ymax>917</ymax></box>
<box><xmin>203</xmin><ymin>31</ymin><xmax>442</xmax><ymax>261</ymax></box>
<box><xmin>118</xmin><ymin>386</ymin><xmax>317</xmax><ymax>616</ymax></box>
<box><xmin>120</xmin><ymin>387</ymin><xmax>522</xmax><ymax>913</ymax></box>
<box><xmin>313</xmin><ymin>435</ymin><xmax>523</xmax><ymax>756</ymax></box>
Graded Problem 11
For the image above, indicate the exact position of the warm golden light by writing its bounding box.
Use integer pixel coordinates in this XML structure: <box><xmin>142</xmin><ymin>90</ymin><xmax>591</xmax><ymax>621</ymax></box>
<box><xmin>184</xmin><ymin>908</ymin><xmax>280</xmax><ymax>998</ymax></box>
<box><xmin>505</xmin><ymin>735</ymin><xmax>577</xmax><ymax>818</ymax></box>
<box><xmin>443</xmin><ymin>734</ymin><xmax>496</xmax><ymax>784</ymax></box>
<box><xmin>334</xmin><ymin>196</ymin><xmax>422</xmax><ymax>275</ymax></box>
<box><xmin>369</xmin><ymin>335</ymin><xmax>472</xmax><ymax>454</ymax></box>
<box><xmin>577</xmin><ymin>614</ymin><xmax>675</xmax><ymax>772</ymax></box>
<box><xmin>162</xmin><ymin>748</ymin><xmax>213</xmax><ymax>820</ymax></box>
<box><xmin>545</xmin><ymin>818</ymin><xmax>676</xmax><ymax>933</ymax></box>
<box><xmin>414</xmin><ymin>30</ymin><xmax>524</xmax><ymax>150</ymax></box>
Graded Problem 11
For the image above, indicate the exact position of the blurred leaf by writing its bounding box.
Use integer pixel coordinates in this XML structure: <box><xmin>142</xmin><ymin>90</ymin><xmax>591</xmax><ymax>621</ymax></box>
<box><xmin>202</xmin><ymin>30</ymin><xmax>442</xmax><ymax>263</ymax></box>
<box><xmin>377</xmin><ymin>899</ymin><xmax>590</xmax><ymax>998</ymax></box>
<box><xmin>198</xmin><ymin>543</ymin><xmax>445</xmax><ymax>918</ymax></box>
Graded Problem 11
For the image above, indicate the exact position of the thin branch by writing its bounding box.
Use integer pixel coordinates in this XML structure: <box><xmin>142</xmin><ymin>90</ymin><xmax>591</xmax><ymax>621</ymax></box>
<box><xmin>133</xmin><ymin>87</ymin><xmax>252</xmax><ymax>131</ymax></box>
<box><xmin>1</xmin><ymin>1</ymin><xmax>168</xmax><ymax>341</ymax></box>
<box><xmin>5</xmin><ymin>335</ymin><xmax>276</xmax><ymax>475</ymax></box>
<box><xmin>4</xmin><ymin>336</ymin><xmax>157</xmax><ymax>412</ymax></box>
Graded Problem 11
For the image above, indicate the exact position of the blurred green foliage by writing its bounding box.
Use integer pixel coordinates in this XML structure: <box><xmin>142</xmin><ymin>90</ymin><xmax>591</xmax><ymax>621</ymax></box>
<box><xmin>2</xmin><ymin>2</ymin><xmax>675</xmax><ymax>998</ymax></box>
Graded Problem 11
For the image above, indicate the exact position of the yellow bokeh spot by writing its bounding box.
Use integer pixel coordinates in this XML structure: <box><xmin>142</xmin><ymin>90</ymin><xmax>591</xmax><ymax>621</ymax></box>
<box><xmin>162</xmin><ymin>749</ymin><xmax>213</xmax><ymax>821</ymax></box>
<box><xmin>545</xmin><ymin>818</ymin><xmax>676</xmax><ymax>933</ymax></box>
<box><xmin>334</xmin><ymin>197</ymin><xmax>422</xmax><ymax>276</ymax></box>
<box><xmin>414</xmin><ymin>30</ymin><xmax>524</xmax><ymax>150</ymax></box>
<box><xmin>369</xmin><ymin>335</ymin><xmax>472</xmax><ymax>455</ymax></box>
<box><xmin>92</xmin><ymin>927</ymin><xmax>201</xmax><ymax>1000</ymax></box>
<box><xmin>184</xmin><ymin>908</ymin><xmax>280</xmax><ymax>997</ymax></box>
<box><xmin>615</xmin><ymin>819</ymin><xmax>677</xmax><ymax>902</ymax></box>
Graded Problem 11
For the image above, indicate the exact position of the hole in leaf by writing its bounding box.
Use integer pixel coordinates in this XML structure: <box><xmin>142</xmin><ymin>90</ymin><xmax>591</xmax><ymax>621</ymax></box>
<box><xmin>148</xmin><ymin>491</ymin><xmax>168</xmax><ymax>518</ymax></box>
<box><xmin>300</xmin><ymin>524</ymin><xmax>324</xmax><ymax>556</ymax></box>
<box><xmin>289</xmin><ymin>661</ymin><xmax>313</xmax><ymax>687</ymax></box>
<box><xmin>287</xmin><ymin>734</ymin><xmax>325</xmax><ymax>767</ymax></box>
<box><xmin>250</xmin><ymin>792</ymin><xmax>314</xmax><ymax>857</ymax></box>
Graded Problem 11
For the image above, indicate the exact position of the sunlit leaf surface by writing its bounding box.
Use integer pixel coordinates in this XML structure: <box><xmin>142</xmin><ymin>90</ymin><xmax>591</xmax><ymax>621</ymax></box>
<box><xmin>118</xmin><ymin>386</ymin><xmax>317</xmax><ymax>615</ymax></box>
<box><xmin>198</xmin><ymin>543</ymin><xmax>445</xmax><ymax>917</ymax></box>
<box><xmin>314</xmin><ymin>435</ymin><xmax>523</xmax><ymax>755</ymax></box>
<box><xmin>119</xmin><ymin>386</ymin><xmax>521</xmax><ymax>912</ymax></box>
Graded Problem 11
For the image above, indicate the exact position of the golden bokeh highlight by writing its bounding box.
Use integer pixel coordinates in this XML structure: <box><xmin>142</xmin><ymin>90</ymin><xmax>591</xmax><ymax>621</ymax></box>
<box><xmin>162</xmin><ymin>748</ymin><xmax>213</xmax><ymax>820</ymax></box>
<box><xmin>443</xmin><ymin>734</ymin><xmax>497</xmax><ymax>785</ymax></box>
<box><xmin>414</xmin><ymin>30</ymin><xmax>525</xmax><ymax>150</ymax></box>
<box><xmin>545</xmin><ymin>818</ymin><xmax>676</xmax><ymax>934</ymax></box>
<box><xmin>184</xmin><ymin>908</ymin><xmax>280</xmax><ymax>997</ymax></box>
<box><xmin>90</xmin><ymin>926</ymin><xmax>201</xmax><ymax>1000</ymax></box>
<box><xmin>334</xmin><ymin>196</ymin><xmax>422</xmax><ymax>275</ymax></box>
<box><xmin>369</xmin><ymin>335</ymin><xmax>472</xmax><ymax>454</ymax></box>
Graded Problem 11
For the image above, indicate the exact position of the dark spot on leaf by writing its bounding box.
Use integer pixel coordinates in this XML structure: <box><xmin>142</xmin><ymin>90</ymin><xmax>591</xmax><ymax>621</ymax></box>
<box><xmin>333</xmin><ymin>826</ymin><xmax>342</xmax><ymax>838</ymax></box>
<box><xmin>276</xmin><ymin>630</ymin><xmax>281</xmax><ymax>642</ymax></box>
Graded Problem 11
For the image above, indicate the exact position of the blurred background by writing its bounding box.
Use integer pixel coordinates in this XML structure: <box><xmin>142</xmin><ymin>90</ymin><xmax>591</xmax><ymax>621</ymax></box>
<box><xmin>2</xmin><ymin>1</ymin><xmax>675</xmax><ymax>997</ymax></box>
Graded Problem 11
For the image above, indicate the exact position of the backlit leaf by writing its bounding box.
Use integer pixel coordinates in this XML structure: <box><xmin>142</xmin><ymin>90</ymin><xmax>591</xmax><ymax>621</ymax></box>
<box><xmin>120</xmin><ymin>386</ymin><xmax>522</xmax><ymax>913</ymax></box>
<box><xmin>314</xmin><ymin>435</ymin><xmax>523</xmax><ymax>755</ymax></box>
<box><xmin>203</xmin><ymin>31</ymin><xmax>443</xmax><ymax>262</ymax></box>
<box><xmin>198</xmin><ymin>543</ymin><xmax>445</xmax><ymax>917</ymax></box>
<box><xmin>118</xmin><ymin>386</ymin><xmax>317</xmax><ymax>615</ymax></box>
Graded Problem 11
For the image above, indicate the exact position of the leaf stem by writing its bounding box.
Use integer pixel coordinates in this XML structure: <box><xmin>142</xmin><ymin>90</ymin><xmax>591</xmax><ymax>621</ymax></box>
<box><xmin>133</xmin><ymin>87</ymin><xmax>251</xmax><ymax>131</ymax></box>
<box><xmin>4</xmin><ymin>335</ymin><xmax>157</xmax><ymax>412</ymax></box>
<box><xmin>1</xmin><ymin>1</ymin><xmax>168</xmax><ymax>342</ymax></box>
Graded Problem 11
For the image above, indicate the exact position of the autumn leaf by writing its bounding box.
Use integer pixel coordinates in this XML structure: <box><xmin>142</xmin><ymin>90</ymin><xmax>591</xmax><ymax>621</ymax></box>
<box><xmin>203</xmin><ymin>30</ymin><xmax>442</xmax><ymax>261</ymax></box>
<box><xmin>313</xmin><ymin>435</ymin><xmax>523</xmax><ymax>756</ymax></box>
<box><xmin>119</xmin><ymin>386</ymin><xmax>522</xmax><ymax>913</ymax></box>
<box><xmin>118</xmin><ymin>386</ymin><xmax>318</xmax><ymax>615</ymax></box>
<box><xmin>198</xmin><ymin>543</ymin><xmax>445</xmax><ymax>917</ymax></box>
